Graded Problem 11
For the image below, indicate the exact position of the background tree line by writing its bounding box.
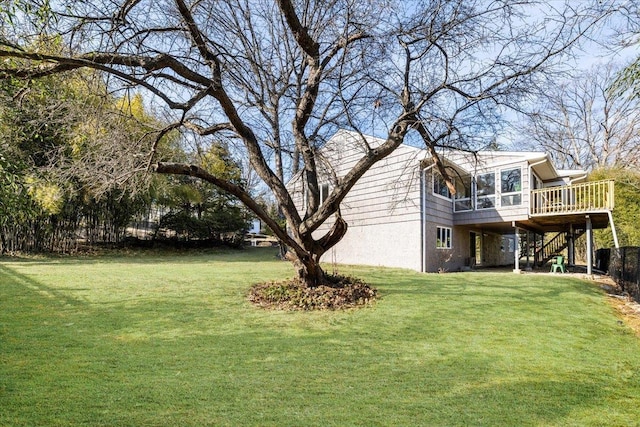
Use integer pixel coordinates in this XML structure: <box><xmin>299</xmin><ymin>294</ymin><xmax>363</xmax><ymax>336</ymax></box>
<box><xmin>0</xmin><ymin>65</ymin><xmax>251</xmax><ymax>254</ymax></box>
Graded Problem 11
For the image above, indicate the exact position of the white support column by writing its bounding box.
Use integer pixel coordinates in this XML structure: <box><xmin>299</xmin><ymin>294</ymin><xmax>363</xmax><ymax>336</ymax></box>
<box><xmin>586</xmin><ymin>216</ymin><xmax>593</xmax><ymax>275</ymax></box>
<box><xmin>421</xmin><ymin>168</ymin><xmax>427</xmax><ymax>272</ymax></box>
<box><xmin>608</xmin><ymin>210</ymin><xmax>619</xmax><ymax>249</ymax></box>
<box><xmin>513</xmin><ymin>227</ymin><xmax>521</xmax><ymax>273</ymax></box>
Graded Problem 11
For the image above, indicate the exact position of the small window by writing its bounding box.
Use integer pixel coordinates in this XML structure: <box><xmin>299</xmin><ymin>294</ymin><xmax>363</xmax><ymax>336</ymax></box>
<box><xmin>433</xmin><ymin>171</ymin><xmax>451</xmax><ymax>199</ymax></box>
<box><xmin>320</xmin><ymin>183</ymin><xmax>330</xmax><ymax>204</ymax></box>
<box><xmin>436</xmin><ymin>226</ymin><xmax>452</xmax><ymax>249</ymax></box>
<box><xmin>305</xmin><ymin>182</ymin><xmax>330</xmax><ymax>207</ymax></box>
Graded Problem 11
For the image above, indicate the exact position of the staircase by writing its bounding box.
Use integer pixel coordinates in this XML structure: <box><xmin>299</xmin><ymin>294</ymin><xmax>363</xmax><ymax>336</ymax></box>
<box><xmin>534</xmin><ymin>229</ymin><xmax>585</xmax><ymax>266</ymax></box>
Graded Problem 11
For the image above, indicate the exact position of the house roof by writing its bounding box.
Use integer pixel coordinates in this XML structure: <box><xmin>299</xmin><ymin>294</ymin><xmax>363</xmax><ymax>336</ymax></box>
<box><xmin>317</xmin><ymin>130</ymin><xmax>586</xmax><ymax>183</ymax></box>
<box><xmin>556</xmin><ymin>169</ymin><xmax>588</xmax><ymax>183</ymax></box>
<box><xmin>436</xmin><ymin>148</ymin><xmax>586</xmax><ymax>183</ymax></box>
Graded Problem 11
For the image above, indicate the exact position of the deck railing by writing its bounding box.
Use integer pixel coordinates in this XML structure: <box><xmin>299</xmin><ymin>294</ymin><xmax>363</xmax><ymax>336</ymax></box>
<box><xmin>530</xmin><ymin>179</ymin><xmax>614</xmax><ymax>216</ymax></box>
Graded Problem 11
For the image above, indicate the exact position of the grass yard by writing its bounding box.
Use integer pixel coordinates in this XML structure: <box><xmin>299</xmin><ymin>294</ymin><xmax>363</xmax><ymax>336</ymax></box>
<box><xmin>1</xmin><ymin>247</ymin><xmax>640</xmax><ymax>426</ymax></box>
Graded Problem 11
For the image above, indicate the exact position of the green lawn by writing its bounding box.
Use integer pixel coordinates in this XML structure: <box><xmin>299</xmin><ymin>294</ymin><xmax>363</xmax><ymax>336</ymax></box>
<box><xmin>1</xmin><ymin>247</ymin><xmax>639</xmax><ymax>426</ymax></box>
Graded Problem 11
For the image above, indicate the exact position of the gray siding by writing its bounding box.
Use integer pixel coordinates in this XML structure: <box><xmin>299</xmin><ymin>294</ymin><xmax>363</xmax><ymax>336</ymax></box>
<box><xmin>286</xmin><ymin>131</ymin><xmax>577</xmax><ymax>272</ymax></box>
<box><xmin>293</xmin><ymin>131</ymin><xmax>427</xmax><ymax>271</ymax></box>
<box><xmin>321</xmin><ymin>140</ymin><xmax>424</xmax><ymax>270</ymax></box>
<box><xmin>424</xmin><ymin>223</ymin><xmax>471</xmax><ymax>272</ymax></box>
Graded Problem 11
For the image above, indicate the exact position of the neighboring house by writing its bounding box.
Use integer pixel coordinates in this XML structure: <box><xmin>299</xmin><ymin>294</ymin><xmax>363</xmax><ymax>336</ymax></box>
<box><xmin>289</xmin><ymin>130</ymin><xmax>617</xmax><ymax>273</ymax></box>
<box><xmin>248</xmin><ymin>219</ymin><xmax>262</xmax><ymax>234</ymax></box>
<box><xmin>244</xmin><ymin>218</ymin><xmax>279</xmax><ymax>247</ymax></box>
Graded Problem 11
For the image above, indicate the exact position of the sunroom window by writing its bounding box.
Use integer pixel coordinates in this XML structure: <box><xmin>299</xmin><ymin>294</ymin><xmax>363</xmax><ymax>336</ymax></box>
<box><xmin>454</xmin><ymin>175</ymin><xmax>473</xmax><ymax>211</ymax></box>
<box><xmin>500</xmin><ymin>168</ymin><xmax>522</xmax><ymax>206</ymax></box>
<box><xmin>433</xmin><ymin>171</ymin><xmax>451</xmax><ymax>199</ymax></box>
<box><xmin>476</xmin><ymin>172</ymin><xmax>495</xmax><ymax>209</ymax></box>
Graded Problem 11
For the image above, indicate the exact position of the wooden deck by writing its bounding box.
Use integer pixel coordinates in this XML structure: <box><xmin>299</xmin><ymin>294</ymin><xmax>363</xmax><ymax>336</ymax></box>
<box><xmin>524</xmin><ymin>180</ymin><xmax>614</xmax><ymax>231</ymax></box>
<box><xmin>530</xmin><ymin>180</ymin><xmax>614</xmax><ymax>216</ymax></box>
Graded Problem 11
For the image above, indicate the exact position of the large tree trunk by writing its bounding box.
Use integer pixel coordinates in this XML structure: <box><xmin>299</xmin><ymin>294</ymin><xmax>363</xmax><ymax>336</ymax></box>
<box><xmin>288</xmin><ymin>215</ymin><xmax>348</xmax><ymax>287</ymax></box>
<box><xmin>292</xmin><ymin>253</ymin><xmax>326</xmax><ymax>288</ymax></box>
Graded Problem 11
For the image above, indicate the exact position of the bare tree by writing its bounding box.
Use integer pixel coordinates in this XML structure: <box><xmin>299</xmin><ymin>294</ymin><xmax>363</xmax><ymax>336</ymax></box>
<box><xmin>0</xmin><ymin>0</ymin><xmax>615</xmax><ymax>286</ymax></box>
<box><xmin>608</xmin><ymin>1</ymin><xmax>640</xmax><ymax>98</ymax></box>
<box><xmin>514</xmin><ymin>63</ymin><xmax>640</xmax><ymax>170</ymax></box>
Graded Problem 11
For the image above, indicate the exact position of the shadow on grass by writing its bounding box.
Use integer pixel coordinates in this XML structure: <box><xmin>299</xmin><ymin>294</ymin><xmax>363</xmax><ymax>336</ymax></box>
<box><xmin>0</xmin><ymin>264</ymin><xmax>88</xmax><ymax>307</ymax></box>
<box><xmin>374</xmin><ymin>270</ymin><xmax>598</xmax><ymax>300</ymax></box>
<box><xmin>429</xmin><ymin>376</ymin><xmax>610</xmax><ymax>426</ymax></box>
<box><xmin>0</xmin><ymin>247</ymin><xmax>283</xmax><ymax>266</ymax></box>
<box><xmin>82</xmin><ymin>321</ymin><xmax>618</xmax><ymax>426</ymax></box>
<box><xmin>2</xmin><ymin>258</ymin><xmax>638</xmax><ymax>426</ymax></box>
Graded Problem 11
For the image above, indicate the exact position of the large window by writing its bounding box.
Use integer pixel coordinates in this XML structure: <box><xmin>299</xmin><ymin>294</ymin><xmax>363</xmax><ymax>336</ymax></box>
<box><xmin>454</xmin><ymin>175</ymin><xmax>473</xmax><ymax>211</ymax></box>
<box><xmin>476</xmin><ymin>172</ymin><xmax>495</xmax><ymax>209</ymax></box>
<box><xmin>436</xmin><ymin>226</ymin><xmax>452</xmax><ymax>249</ymax></box>
<box><xmin>434</xmin><ymin>171</ymin><xmax>473</xmax><ymax>211</ymax></box>
<box><xmin>433</xmin><ymin>171</ymin><xmax>451</xmax><ymax>199</ymax></box>
<box><xmin>500</xmin><ymin>168</ymin><xmax>522</xmax><ymax>206</ymax></box>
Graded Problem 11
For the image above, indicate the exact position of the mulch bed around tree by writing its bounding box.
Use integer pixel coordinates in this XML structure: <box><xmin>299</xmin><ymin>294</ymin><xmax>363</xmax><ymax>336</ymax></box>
<box><xmin>248</xmin><ymin>274</ymin><xmax>377</xmax><ymax>310</ymax></box>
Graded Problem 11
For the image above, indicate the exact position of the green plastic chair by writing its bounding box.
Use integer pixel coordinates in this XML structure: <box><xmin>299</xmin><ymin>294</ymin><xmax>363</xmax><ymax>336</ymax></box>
<box><xmin>550</xmin><ymin>255</ymin><xmax>566</xmax><ymax>273</ymax></box>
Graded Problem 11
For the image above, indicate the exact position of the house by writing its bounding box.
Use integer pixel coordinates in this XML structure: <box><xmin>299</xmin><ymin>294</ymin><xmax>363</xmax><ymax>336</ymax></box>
<box><xmin>248</xmin><ymin>219</ymin><xmax>262</xmax><ymax>234</ymax></box>
<box><xmin>289</xmin><ymin>130</ymin><xmax>617</xmax><ymax>273</ymax></box>
<box><xmin>244</xmin><ymin>218</ymin><xmax>280</xmax><ymax>247</ymax></box>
